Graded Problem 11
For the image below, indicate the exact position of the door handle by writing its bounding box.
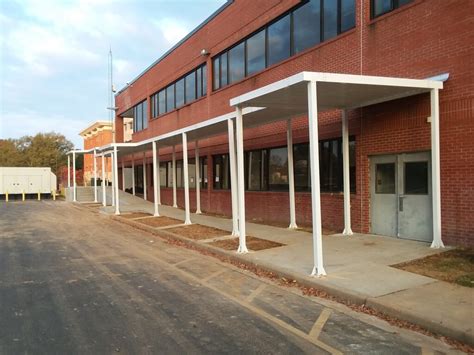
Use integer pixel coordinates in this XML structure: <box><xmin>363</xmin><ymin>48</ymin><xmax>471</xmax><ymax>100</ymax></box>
<box><xmin>399</xmin><ymin>195</ymin><xmax>405</xmax><ymax>212</ymax></box>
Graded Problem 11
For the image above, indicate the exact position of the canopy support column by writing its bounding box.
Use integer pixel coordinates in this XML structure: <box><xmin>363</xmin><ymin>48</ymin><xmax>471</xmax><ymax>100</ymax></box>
<box><xmin>67</xmin><ymin>155</ymin><xmax>71</xmax><ymax>188</ymax></box>
<box><xmin>143</xmin><ymin>152</ymin><xmax>147</xmax><ymax>201</ymax></box>
<box><xmin>121</xmin><ymin>158</ymin><xmax>125</xmax><ymax>191</ymax></box>
<box><xmin>235</xmin><ymin>107</ymin><xmax>248</xmax><ymax>253</ymax></box>
<box><xmin>342</xmin><ymin>110</ymin><xmax>353</xmax><ymax>236</ymax></box>
<box><xmin>307</xmin><ymin>81</ymin><xmax>326</xmax><ymax>277</ymax></box>
<box><xmin>111</xmin><ymin>154</ymin><xmax>115</xmax><ymax>206</ymax></box>
<box><xmin>101</xmin><ymin>154</ymin><xmax>106</xmax><ymax>206</ymax></box>
<box><xmin>113</xmin><ymin>146</ymin><xmax>120</xmax><ymax>215</ymax></box>
<box><xmin>152</xmin><ymin>142</ymin><xmax>160</xmax><ymax>217</ymax></box>
<box><xmin>132</xmin><ymin>154</ymin><xmax>135</xmax><ymax>196</ymax></box>
<box><xmin>72</xmin><ymin>151</ymin><xmax>76</xmax><ymax>202</ymax></box>
<box><xmin>157</xmin><ymin>148</ymin><xmax>161</xmax><ymax>205</ymax></box>
<box><xmin>93</xmin><ymin>149</ymin><xmax>98</xmax><ymax>203</ymax></box>
<box><xmin>172</xmin><ymin>145</ymin><xmax>177</xmax><ymax>208</ymax></box>
<box><xmin>182</xmin><ymin>133</ymin><xmax>191</xmax><ymax>225</ymax></box>
<box><xmin>195</xmin><ymin>140</ymin><xmax>202</xmax><ymax>214</ymax></box>
<box><xmin>228</xmin><ymin>118</ymin><xmax>239</xmax><ymax>236</ymax></box>
<box><xmin>430</xmin><ymin>89</ymin><xmax>444</xmax><ymax>248</ymax></box>
<box><xmin>287</xmin><ymin>119</ymin><xmax>298</xmax><ymax>229</ymax></box>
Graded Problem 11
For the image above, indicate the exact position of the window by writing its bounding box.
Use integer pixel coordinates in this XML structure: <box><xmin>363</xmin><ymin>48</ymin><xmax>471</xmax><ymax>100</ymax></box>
<box><xmin>200</xmin><ymin>156</ymin><xmax>208</xmax><ymax>189</ymax></box>
<box><xmin>185</xmin><ymin>71</ymin><xmax>196</xmax><ymax>103</ymax></box>
<box><xmin>166</xmin><ymin>85</ymin><xmax>175</xmax><ymax>112</ymax></box>
<box><xmin>212</xmin><ymin>1</ymin><xmax>355</xmax><ymax>90</ymax></box>
<box><xmin>246</xmin><ymin>30</ymin><xmax>266</xmax><ymax>75</ymax></box>
<box><xmin>133</xmin><ymin>100</ymin><xmax>147</xmax><ymax>132</ymax></box>
<box><xmin>175</xmin><ymin>78</ymin><xmax>185</xmax><ymax>108</ymax></box>
<box><xmin>294</xmin><ymin>143</ymin><xmax>310</xmax><ymax>191</ymax></box>
<box><xmin>158</xmin><ymin>90</ymin><xmax>166</xmax><ymax>116</ymax></box>
<box><xmin>213</xmin><ymin>154</ymin><xmax>230</xmax><ymax>190</ymax></box>
<box><xmin>404</xmin><ymin>162</ymin><xmax>428</xmax><ymax>194</ymax></box>
<box><xmin>375</xmin><ymin>163</ymin><xmax>395</xmax><ymax>194</ymax></box>
<box><xmin>159</xmin><ymin>162</ymin><xmax>167</xmax><ymax>187</ymax></box>
<box><xmin>245</xmin><ymin>150</ymin><xmax>267</xmax><ymax>191</ymax></box>
<box><xmin>228</xmin><ymin>43</ymin><xmax>245</xmax><ymax>84</ymax></box>
<box><xmin>267</xmin><ymin>14</ymin><xmax>291</xmax><ymax>66</ymax></box>
<box><xmin>372</xmin><ymin>0</ymin><xmax>413</xmax><ymax>18</ymax></box>
<box><xmin>323</xmin><ymin>0</ymin><xmax>338</xmax><ymax>40</ymax></box>
<box><xmin>341</xmin><ymin>0</ymin><xmax>356</xmax><ymax>32</ymax></box>
<box><xmin>293</xmin><ymin>0</ymin><xmax>321</xmax><ymax>54</ymax></box>
<box><xmin>151</xmin><ymin>64</ymin><xmax>207</xmax><ymax>117</ymax></box>
<box><xmin>269</xmin><ymin>147</ymin><xmax>289</xmax><ymax>191</ymax></box>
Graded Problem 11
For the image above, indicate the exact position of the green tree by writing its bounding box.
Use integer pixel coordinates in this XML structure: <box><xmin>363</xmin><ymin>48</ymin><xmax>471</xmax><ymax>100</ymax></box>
<box><xmin>0</xmin><ymin>132</ymin><xmax>74</xmax><ymax>175</ymax></box>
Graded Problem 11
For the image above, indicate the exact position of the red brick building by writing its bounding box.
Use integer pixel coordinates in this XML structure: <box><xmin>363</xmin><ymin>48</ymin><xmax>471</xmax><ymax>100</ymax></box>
<box><xmin>113</xmin><ymin>0</ymin><xmax>473</xmax><ymax>247</ymax></box>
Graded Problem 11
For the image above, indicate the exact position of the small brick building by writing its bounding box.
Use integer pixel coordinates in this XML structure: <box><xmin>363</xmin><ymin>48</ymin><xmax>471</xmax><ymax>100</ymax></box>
<box><xmin>109</xmin><ymin>0</ymin><xmax>472</xmax><ymax>247</ymax></box>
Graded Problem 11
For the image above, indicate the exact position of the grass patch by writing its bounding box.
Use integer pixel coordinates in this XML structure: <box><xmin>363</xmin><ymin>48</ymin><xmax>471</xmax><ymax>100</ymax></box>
<box><xmin>166</xmin><ymin>224</ymin><xmax>230</xmax><ymax>240</ymax></box>
<box><xmin>394</xmin><ymin>248</ymin><xmax>474</xmax><ymax>288</ymax></box>
<box><xmin>209</xmin><ymin>236</ymin><xmax>284</xmax><ymax>251</ymax></box>
<box><xmin>137</xmin><ymin>216</ymin><xmax>182</xmax><ymax>228</ymax></box>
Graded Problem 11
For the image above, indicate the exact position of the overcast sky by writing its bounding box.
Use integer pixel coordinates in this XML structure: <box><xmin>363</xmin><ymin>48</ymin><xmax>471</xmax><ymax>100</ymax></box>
<box><xmin>0</xmin><ymin>0</ymin><xmax>226</xmax><ymax>148</ymax></box>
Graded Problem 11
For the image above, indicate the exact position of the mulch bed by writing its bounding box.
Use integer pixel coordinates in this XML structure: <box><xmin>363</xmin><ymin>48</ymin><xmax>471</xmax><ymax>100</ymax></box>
<box><xmin>209</xmin><ymin>236</ymin><xmax>284</xmax><ymax>251</ymax></box>
<box><xmin>119</xmin><ymin>212</ymin><xmax>153</xmax><ymax>219</ymax></box>
<box><xmin>137</xmin><ymin>216</ymin><xmax>183</xmax><ymax>228</ymax></box>
<box><xmin>393</xmin><ymin>248</ymin><xmax>474</xmax><ymax>288</ymax></box>
<box><xmin>166</xmin><ymin>224</ymin><xmax>230</xmax><ymax>240</ymax></box>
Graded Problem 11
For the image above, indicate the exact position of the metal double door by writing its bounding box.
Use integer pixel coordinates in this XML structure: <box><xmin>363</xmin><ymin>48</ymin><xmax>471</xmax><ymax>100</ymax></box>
<box><xmin>370</xmin><ymin>152</ymin><xmax>432</xmax><ymax>242</ymax></box>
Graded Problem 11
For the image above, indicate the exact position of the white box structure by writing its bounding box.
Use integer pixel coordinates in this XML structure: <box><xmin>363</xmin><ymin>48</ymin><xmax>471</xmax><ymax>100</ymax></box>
<box><xmin>0</xmin><ymin>167</ymin><xmax>57</xmax><ymax>195</ymax></box>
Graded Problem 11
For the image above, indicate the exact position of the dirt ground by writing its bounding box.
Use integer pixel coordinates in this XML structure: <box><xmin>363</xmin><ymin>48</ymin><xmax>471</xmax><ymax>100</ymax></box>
<box><xmin>394</xmin><ymin>249</ymin><xmax>474</xmax><ymax>287</ymax></box>
<box><xmin>210</xmin><ymin>236</ymin><xmax>284</xmax><ymax>251</ymax></box>
<box><xmin>119</xmin><ymin>212</ymin><xmax>153</xmax><ymax>219</ymax></box>
<box><xmin>166</xmin><ymin>224</ymin><xmax>230</xmax><ymax>240</ymax></box>
<box><xmin>135</xmin><ymin>216</ymin><xmax>182</xmax><ymax>228</ymax></box>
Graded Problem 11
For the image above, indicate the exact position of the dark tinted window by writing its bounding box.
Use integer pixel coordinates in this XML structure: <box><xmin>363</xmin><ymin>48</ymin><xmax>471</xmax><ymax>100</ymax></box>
<box><xmin>175</xmin><ymin>78</ymin><xmax>185</xmax><ymax>108</ymax></box>
<box><xmin>269</xmin><ymin>147</ymin><xmax>288</xmax><ymax>190</ymax></box>
<box><xmin>166</xmin><ymin>85</ymin><xmax>175</xmax><ymax>112</ymax></box>
<box><xmin>220</xmin><ymin>52</ymin><xmax>228</xmax><ymax>87</ymax></box>
<box><xmin>228</xmin><ymin>43</ymin><xmax>244</xmax><ymax>84</ymax></box>
<box><xmin>245</xmin><ymin>150</ymin><xmax>267</xmax><ymax>190</ymax></box>
<box><xmin>341</xmin><ymin>0</ymin><xmax>356</xmax><ymax>32</ymax></box>
<box><xmin>405</xmin><ymin>162</ymin><xmax>428</xmax><ymax>194</ymax></box>
<box><xmin>375</xmin><ymin>163</ymin><xmax>396</xmax><ymax>194</ymax></box>
<box><xmin>323</xmin><ymin>0</ymin><xmax>338</xmax><ymax>40</ymax></box>
<box><xmin>196</xmin><ymin>67</ymin><xmax>202</xmax><ymax>98</ymax></box>
<box><xmin>267</xmin><ymin>14</ymin><xmax>291</xmax><ymax>66</ymax></box>
<box><xmin>372</xmin><ymin>0</ymin><xmax>412</xmax><ymax>18</ymax></box>
<box><xmin>213</xmin><ymin>154</ymin><xmax>230</xmax><ymax>189</ymax></box>
<box><xmin>294</xmin><ymin>143</ymin><xmax>310</xmax><ymax>191</ymax></box>
<box><xmin>202</xmin><ymin>65</ymin><xmax>207</xmax><ymax>95</ymax></box>
<box><xmin>213</xmin><ymin>56</ymin><xmax>220</xmax><ymax>90</ymax></box>
<box><xmin>200</xmin><ymin>156</ymin><xmax>208</xmax><ymax>189</ymax></box>
<box><xmin>246</xmin><ymin>30</ymin><xmax>266</xmax><ymax>75</ymax></box>
<box><xmin>293</xmin><ymin>0</ymin><xmax>321</xmax><ymax>54</ymax></box>
<box><xmin>158</xmin><ymin>90</ymin><xmax>166</xmax><ymax>115</ymax></box>
<box><xmin>185</xmin><ymin>71</ymin><xmax>196</xmax><ymax>103</ymax></box>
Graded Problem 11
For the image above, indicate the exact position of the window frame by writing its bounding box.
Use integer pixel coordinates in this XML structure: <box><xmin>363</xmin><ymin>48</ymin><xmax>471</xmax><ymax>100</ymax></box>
<box><xmin>371</xmin><ymin>0</ymin><xmax>413</xmax><ymax>19</ymax></box>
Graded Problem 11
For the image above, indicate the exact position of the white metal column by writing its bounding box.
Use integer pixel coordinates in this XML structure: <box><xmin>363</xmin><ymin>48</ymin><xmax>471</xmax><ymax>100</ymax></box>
<box><xmin>72</xmin><ymin>151</ymin><xmax>76</xmax><ymax>202</ymax></box>
<box><xmin>430</xmin><ymin>89</ymin><xmax>444</xmax><ymax>248</ymax></box>
<box><xmin>156</xmin><ymin>147</ymin><xmax>161</xmax><ymax>205</ymax></box>
<box><xmin>307</xmin><ymin>81</ymin><xmax>326</xmax><ymax>276</ymax></box>
<box><xmin>143</xmin><ymin>152</ymin><xmax>147</xmax><ymax>201</ymax></box>
<box><xmin>228</xmin><ymin>118</ymin><xmax>239</xmax><ymax>236</ymax></box>
<box><xmin>152</xmin><ymin>141</ymin><xmax>160</xmax><ymax>217</ymax></box>
<box><xmin>195</xmin><ymin>140</ymin><xmax>202</xmax><ymax>214</ymax></box>
<box><xmin>93</xmin><ymin>149</ymin><xmax>98</xmax><ymax>203</ymax></box>
<box><xmin>182</xmin><ymin>133</ymin><xmax>191</xmax><ymax>225</ymax></box>
<box><xmin>101</xmin><ymin>154</ymin><xmax>106</xmax><ymax>206</ymax></box>
<box><xmin>121</xmin><ymin>158</ymin><xmax>125</xmax><ymax>191</ymax></box>
<box><xmin>235</xmin><ymin>108</ymin><xmax>248</xmax><ymax>253</ymax></box>
<box><xmin>67</xmin><ymin>155</ymin><xmax>71</xmax><ymax>188</ymax></box>
<box><xmin>113</xmin><ymin>146</ymin><xmax>120</xmax><ymax>215</ymax></box>
<box><xmin>110</xmin><ymin>154</ymin><xmax>115</xmax><ymax>206</ymax></box>
<box><xmin>287</xmin><ymin>119</ymin><xmax>298</xmax><ymax>229</ymax></box>
<box><xmin>342</xmin><ymin>110</ymin><xmax>353</xmax><ymax>236</ymax></box>
<box><xmin>172</xmin><ymin>145</ymin><xmax>177</xmax><ymax>208</ymax></box>
<box><xmin>132</xmin><ymin>154</ymin><xmax>136</xmax><ymax>196</ymax></box>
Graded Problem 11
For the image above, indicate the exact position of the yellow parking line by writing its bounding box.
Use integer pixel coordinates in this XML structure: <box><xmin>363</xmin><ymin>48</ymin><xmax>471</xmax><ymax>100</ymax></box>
<box><xmin>309</xmin><ymin>308</ymin><xmax>333</xmax><ymax>339</ymax></box>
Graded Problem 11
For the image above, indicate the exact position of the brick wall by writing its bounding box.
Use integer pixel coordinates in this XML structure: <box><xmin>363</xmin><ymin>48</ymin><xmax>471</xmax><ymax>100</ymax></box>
<box><xmin>113</xmin><ymin>0</ymin><xmax>474</xmax><ymax>246</ymax></box>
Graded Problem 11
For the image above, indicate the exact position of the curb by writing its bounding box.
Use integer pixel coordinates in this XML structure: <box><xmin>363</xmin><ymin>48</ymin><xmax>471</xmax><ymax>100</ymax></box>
<box><xmin>110</xmin><ymin>214</ymin><xmax>472</xmax><ymax>347</ymax></box>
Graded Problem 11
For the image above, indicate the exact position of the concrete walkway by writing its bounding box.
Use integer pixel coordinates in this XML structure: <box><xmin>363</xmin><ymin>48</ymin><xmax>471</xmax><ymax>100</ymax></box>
<box><xmin>94</xmin><ymin>189</ymin><xmax>473</xmax><ymax>346</ymax></box>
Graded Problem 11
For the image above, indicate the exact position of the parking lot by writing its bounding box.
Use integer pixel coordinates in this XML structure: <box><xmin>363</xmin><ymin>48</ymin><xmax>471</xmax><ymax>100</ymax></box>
<box><xmin>0</xmin><ymin>201</ymin><xmax>461</xmax><ymax>354</ymax></box>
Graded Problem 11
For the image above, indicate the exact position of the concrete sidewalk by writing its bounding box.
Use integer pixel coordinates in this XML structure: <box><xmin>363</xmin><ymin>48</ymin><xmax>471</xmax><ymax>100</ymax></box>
<box><xmin>96</xmin><ymin>190</ymin><xmax>473</xmax><ymax>346</ymax></box>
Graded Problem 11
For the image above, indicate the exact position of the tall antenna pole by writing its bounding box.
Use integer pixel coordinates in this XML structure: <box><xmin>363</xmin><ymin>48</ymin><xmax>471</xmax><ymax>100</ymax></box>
<box><xmin>108</xmin><ymin>47</ymin><xmax>116</xmax><ymax>143</ymax></box>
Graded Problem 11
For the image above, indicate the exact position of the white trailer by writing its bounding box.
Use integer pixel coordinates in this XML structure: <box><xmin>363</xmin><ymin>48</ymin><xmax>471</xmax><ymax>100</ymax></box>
<box><xmin>0</xmin><ymin>167</ymin><xmax>57</xmax><ymax>195</ymax></box>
